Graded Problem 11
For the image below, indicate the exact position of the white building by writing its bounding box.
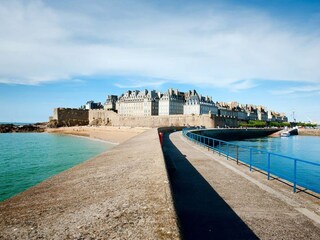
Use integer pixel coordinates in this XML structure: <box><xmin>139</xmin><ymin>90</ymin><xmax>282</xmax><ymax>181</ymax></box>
<box><xmin>257</xmin><ymin>106</ymin><xmax>268</xmax><ymax>121</ymax></box>
<box><xmin>183</xmin><ymin>90</ymin><xmax>218</xmax><ymax>115</ymax></box>
<box><xmin>218</xmin><ymin>108</ymin><xmax>237</xmax><ymax>118</ymax></box>
<box><xmin>118</xmin><ymin>90</ymin><xmax>159</xmax><ymax>116</ymax></box>
<box><xmin>159</xmin><ymin>89</ymin><xmax>185</xmax><ymax>115</ymax></box>
<box><xmin>104</xmin><ymin>95</ymin><xmax>118</xmax><ymax>111</ymax></box>
<box><xmin>237</xmin><ymin>110</ymin><xmax>248</xmax><ymax>120</ymax></box>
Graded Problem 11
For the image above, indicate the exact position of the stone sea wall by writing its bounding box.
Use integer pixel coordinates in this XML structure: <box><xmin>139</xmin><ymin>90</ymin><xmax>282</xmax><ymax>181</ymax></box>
<box><xmin>298</xmin><ymin>128</ymin><xmax>320</xmax><ymax>136</ymax></box>
<box><xmin>89</xmin><ymin>109</ymin><xmax>239</xmax><ymax>128</ymax></box>
<box><xmin>51</xmin><ymin>108</ymin><xmax>89</xmax><ymax>127</ymax></box>
<box><xmin>193</xmin><ymin>128</ymin><xmax>280</xmax><ymax>141</ymax></box>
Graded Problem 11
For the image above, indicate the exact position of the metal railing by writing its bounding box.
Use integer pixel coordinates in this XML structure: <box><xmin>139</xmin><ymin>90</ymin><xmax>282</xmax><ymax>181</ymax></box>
<box><xmin>182</xmin><ymin>129</ymin><xmax>320</xmax><ymax>194</ymax></box>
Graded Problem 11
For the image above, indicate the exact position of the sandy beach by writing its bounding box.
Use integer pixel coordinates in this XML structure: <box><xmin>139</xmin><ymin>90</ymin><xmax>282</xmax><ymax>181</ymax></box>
<box><xmin>46</xmin><ymin>126</ymin><xmax>150</xmax><ymax>144</ymax></box>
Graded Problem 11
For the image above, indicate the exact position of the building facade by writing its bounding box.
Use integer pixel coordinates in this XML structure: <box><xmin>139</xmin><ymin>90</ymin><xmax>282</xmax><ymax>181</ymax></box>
<box><xmin>184</xmin><ymin>90</ymin><xmax>218</xmax><ymax>115</ymax></box>
<box><xmin>85</xmin><ymin>101</ymin><xmax>103</xmax><ymax>110</ymax></box>
<box><xmin>159</xmin><ymin>89</ymin><xmax>185</xmax><ymax>115</ymax></box>
<box><xmin>118</xmin><ymin>90</ymin><xmax>160</xmax><ymax>116</ymax></box>
<box><xmin>96</xmin><ymin>88</ymin><xmax>288</xmax><ymax>122</ymax></box>
<box><xmin>104</xmin><ymin>95</ymin><xmax>118</xmax><ymax>111</ymax></box>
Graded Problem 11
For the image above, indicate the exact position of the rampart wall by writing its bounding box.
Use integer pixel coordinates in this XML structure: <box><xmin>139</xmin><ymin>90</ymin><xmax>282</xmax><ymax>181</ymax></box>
<box><xmin>194</xmin><ymin>128</ymin><xmax>279</xmax><ymax>141</ymax></box>
<box><xmin>53</xmin><ymin>108</ymin><xmax>89</xmax><ymax>127</ymax></box>
<box><xmin>89</xmin><ymin>109</ymin><xmax>239</xmax><ymax>128</ymax></box>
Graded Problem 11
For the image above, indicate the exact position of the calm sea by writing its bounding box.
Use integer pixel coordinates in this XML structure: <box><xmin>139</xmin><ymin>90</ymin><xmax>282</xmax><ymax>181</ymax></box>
<box><xmin>229</xmin><ymin>135</ymin><xmax>320</xmax><ymax>193</ymax></box>
<box><xmin>0</xmin><ymin>133</ymin><xmax>112</xmax><ymax>201</ymax></box>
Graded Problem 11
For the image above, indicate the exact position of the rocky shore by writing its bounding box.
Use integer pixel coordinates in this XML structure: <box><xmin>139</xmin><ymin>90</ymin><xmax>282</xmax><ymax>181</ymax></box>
<box><xmin>0</xmin><ymin>123</ymin><xmax>47</xmax><ymax>133</ymax></box>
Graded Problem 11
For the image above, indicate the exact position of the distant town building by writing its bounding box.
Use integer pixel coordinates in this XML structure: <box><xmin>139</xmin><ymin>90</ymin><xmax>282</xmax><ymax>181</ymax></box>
<box><xmin>85</xmin><ymin>101</ymin><xmax>103</xmax><ymax>110</ymax></box>
<box><xmin>267</xmin><ymin>111</ymin><xmax>277</xmax><ymax>122</ymax></box>
<box><xmin>257</xmin><ymin>106</ymin><xmax>268</xmax><ymax>121</ymax></box>
<box><xmin>118</xmin><ymin>89</ymin><xmax>160</xmax><ymax>116</ymax></box>
<box><xmin>184</xmin><ymin>90</ymin><xmax>218</xmax><ymax>115</ymax></box>
<box><xmin>216</xmin><ymin>102</ymin><xmax>237</xmax><ymax>118</ymax></box>
<box><xmin>104</xmin><ymin>95</ymin><xmax>118</xmax><ymax>112</ymax></box>
<box><xmin>92</xmin><ymin>88</ymin><xmax>288</xmax><ymax>122</ymax></box>
<box><xmin>159</xmin><ymin>88</ymin><xmax>185</xmax><ymax>115</ymax></box>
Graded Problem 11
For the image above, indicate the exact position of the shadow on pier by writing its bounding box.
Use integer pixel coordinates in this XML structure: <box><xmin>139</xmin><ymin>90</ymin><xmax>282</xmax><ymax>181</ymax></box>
<box><xmin>162</xmin><ymin>133</ymin><xmax>258</xmax><ymax>240</ymax></box>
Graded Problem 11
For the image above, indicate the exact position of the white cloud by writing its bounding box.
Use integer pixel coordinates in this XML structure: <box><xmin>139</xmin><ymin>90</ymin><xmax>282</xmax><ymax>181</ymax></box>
<box><xmin>270</xmin><ymin>84</ymin><xmax>320</xmax><ymax>95</ymax></box>
<box><xmin>114</xmin><ymin>79</ymin><xmax>167</xmax><ymax>89</ymax></box>
<box><xmin>0</xmin><ymin>0</ymin><xmax>320</xmax><ymax>89</ymax></box>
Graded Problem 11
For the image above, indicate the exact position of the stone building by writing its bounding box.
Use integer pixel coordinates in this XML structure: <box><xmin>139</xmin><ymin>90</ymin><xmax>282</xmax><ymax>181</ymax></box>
<box><xmin>104</xmin><ymin>95</ymin><xmax>118</xmax><ymax>112</ymax></box>
<box><xmin>50</xmin><ymin>108</ymin><xmax>89</xmax><ymax>127</ymax></box>
<box><xmin>85</xmin><ymin>101</ymin><xmax>103</xmax><ymax>110</ymax></box>
<box><xmin>244</xmin><ymin>105</ymin><xmax>258</xmax><ymax>120</ymax></box>
<box><xmin>257</xmin><ymin>106</ymin><xmax>268</xmax><ymax>121</ymax></box>
<box><xmin>159</xmin><ymin>89</ymin><xmax>185</xmax><ymax>115</ymax></box>
<box><xmin>267</xmin><ymin>111</ymin><xmax>277</xmax><ymax>122</ymax></box>
<box><xmin>216</xmin><ymin>102</ymin><xmax>237</xmax><ymax>118</ymax></box>
<box><xmin>183</xmin><ymin>90</ymin><xmax>218</xmax><ymax>115</ymax></box>
<box><xmin>118</xmin><ymin>89</ymin><xmax>160</xmax><ymax>116</ymax></box>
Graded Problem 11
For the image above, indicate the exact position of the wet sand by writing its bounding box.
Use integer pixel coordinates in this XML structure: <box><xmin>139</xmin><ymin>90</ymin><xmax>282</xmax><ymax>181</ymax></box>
<box><xmin>46</xmin><ymin>126</ymin><xmax>150</xmax><ymax>144</ymax></box>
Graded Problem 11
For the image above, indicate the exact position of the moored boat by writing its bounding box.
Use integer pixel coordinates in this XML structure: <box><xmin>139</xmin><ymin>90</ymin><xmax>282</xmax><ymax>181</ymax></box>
<box><xmin>280</xmin><ymin>131</ymin><xmax>290</xmax><ymax>137</ymax></box>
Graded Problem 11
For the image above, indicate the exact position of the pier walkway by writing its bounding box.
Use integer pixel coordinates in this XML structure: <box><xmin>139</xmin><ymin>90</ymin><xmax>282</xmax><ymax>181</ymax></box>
<box><xmin>163</xmin><ymin>131</ymin><xmax>320</xmax><ymax>240</ymax></box>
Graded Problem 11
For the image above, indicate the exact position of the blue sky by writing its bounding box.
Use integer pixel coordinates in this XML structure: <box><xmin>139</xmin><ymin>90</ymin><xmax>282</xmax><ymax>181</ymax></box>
<box><xmin>0</xmin><ymin>0</ymin><xmax>319</xmax><ymax>123</ymax></box>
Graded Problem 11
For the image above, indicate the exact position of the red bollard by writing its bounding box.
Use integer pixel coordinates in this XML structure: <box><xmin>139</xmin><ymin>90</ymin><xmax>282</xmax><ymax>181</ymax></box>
<box><xmin>159</xmin><ymin>132</ymin><xmax>163</xmax><ymax>146</ymax></box>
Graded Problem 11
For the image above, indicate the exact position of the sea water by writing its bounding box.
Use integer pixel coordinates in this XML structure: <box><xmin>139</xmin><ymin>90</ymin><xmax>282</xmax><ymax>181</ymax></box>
<box><xmin>0</xmin><ymin>133</ymin><xmax>112</xmax><ymax>201</ymax></box>
<box><xmin>229</xmin><ymin>135</ymin><xmax>320</xmax><ymax>192</ymax></box>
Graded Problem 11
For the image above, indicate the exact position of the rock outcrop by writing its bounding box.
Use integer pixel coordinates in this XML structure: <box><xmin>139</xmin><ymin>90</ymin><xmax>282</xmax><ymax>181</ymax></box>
<box><xmin>0</xmin><ymin>123</ymin><xmax>46</xmax><ymax>133</ymax></box>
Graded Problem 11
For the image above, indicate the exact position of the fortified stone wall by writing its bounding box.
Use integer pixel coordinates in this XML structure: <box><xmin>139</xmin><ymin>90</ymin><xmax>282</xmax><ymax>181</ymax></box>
<box><xmin>194</xmin><ymin>128</ymin><xmax>279</xmax><ymax>141</ymax></box>
<box><xmin>89</xmin><ymin>109</ymin><xmax>238</xmax><ymax>128</ymax></box>
<box><xmin>52</xmin><ymin>108</ymin><xmax>89</xmax><ymax>127</ymax></box>
<box><xmin>213</xmin><ymin>116</ymin><xmax>239</xmax><ymax>128</ymax></box>
<box><xmin>89</xmin><ymin>109</ymin><xmax>120</xmax><ymax>126</ymax></box>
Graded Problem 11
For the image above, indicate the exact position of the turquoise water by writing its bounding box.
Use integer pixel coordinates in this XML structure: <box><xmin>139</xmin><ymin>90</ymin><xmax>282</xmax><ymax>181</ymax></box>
<box><xmin>0</xmin><ymin>133</ymin><xmax>112</xmax><ymax>201</ymax></box>
<box><xmin>228</xmin><ymin>136</ymin><xmax>320</xmax><ymax>193</ymax></box>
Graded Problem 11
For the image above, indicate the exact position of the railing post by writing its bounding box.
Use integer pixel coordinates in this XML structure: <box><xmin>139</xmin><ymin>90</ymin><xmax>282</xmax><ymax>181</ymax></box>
<box><xmin>212</xmin><ymin>140</ymin><xmax>215</xmax><ymax>154</ymax></box>
<box><xmin>293</xmin><ymin>159</ymin><xmax>297</xmax><ymax>193</ymax></box>
<box><xmin>267</xmin><ymin>153</ymin><xmax>271</xmax><ymax>180</ymax></box>
<box><xmin>236</xmin><ymin>146</ymin><xmax>239</xmax><ymax>165</ymax></box>
<box><xmin>218</xmin><ymin>141</ymin><xmax>221</xmax><ymax>155</ymax></box>
<box><xmin>226</xmin><ymin>144</ymin><xmax>229</xmax><ymax>160</ymax></box>
<box><xmin>249</xmin><ymin>148</ymin><xmax>253</xmax><ymax>171</ymax></box>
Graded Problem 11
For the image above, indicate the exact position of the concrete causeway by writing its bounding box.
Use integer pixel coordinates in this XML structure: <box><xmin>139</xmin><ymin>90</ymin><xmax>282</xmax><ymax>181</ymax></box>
<box><xmin>163</xmin><ymin>131</ymin><xmax>320</xmax><ymax>240</ymax></box>
<box><xmin>0</xmin><ymin>129</ymin><xmax>179</xmax><ymax>239</ymax></box>
<box><xmin>1</xmin><ymin>128</ymin><xmax>319</xmax><ymax>239</ymax></box>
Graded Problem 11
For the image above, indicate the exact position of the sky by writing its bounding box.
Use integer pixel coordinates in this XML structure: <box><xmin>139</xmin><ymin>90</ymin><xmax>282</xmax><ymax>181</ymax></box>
<box><xmin>0</xmin><ymin>0</ymin><xmax>319</xmax><ymax>123</ymax></box>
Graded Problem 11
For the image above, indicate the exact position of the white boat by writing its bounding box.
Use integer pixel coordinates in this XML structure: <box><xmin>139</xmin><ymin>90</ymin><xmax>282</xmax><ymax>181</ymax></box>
<box><xmin>280</xmin><ymin>131</ymin><xmax>290</xmax><ymax>137</ymax></box>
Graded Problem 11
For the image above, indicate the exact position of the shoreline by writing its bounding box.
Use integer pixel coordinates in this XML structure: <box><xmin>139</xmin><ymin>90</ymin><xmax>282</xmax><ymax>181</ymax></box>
<box><xmin>45</xmin><ymin>126</ymin><xmax>150</xmax><ymax>144</ymax></box>
<box><xmin>0</xmin><ymin>126</ymin><xmax>149</xmax><ymax>202</ymax></box>
<box><xmin>49</xmin><ymin>132</ymin><xmax>119</xmax><ymax>145</ymax></box>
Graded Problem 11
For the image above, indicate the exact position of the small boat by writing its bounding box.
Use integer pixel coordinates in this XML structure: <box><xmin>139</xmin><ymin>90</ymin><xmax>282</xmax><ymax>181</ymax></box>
<box><xmin>280</xmin><ymin>131</ymin><xmax>290</xmax><ymax>137</ymax></box>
